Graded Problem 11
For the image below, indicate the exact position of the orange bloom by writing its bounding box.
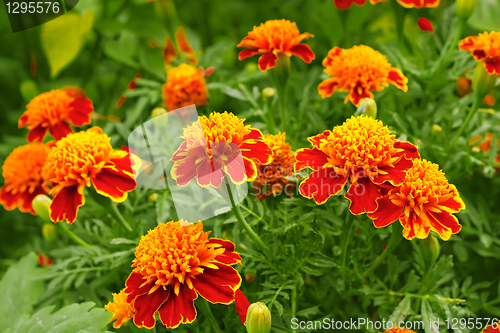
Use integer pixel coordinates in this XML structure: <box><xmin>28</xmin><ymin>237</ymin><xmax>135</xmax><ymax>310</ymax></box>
<box><xmin>171</xmin><ymin>112</ymin><xmax>273</xmax><ymax>188</ymax></box>
<box><xmin>382</xmin><ymin>328</ymin><xmax>417</xmax><ymax>333</ymax></box>
<box><xmin>368</xmin><ymin>159</ymin><xmax>465</xmax><ymax>240</ymax></box>
<box><xmin>0</xmin><ymin>143</ymin><xmax>51</xmax><ymax>215</ymax></box>
<box><xmin>38</xmin><ymin>253</ymin><xmax>53</xmax><ymax>267</ymax></box>
<box><xmin>19</xmin><ymin>89</ymin><xmax>94</xmax><ymax>142</ymax></box>
<box><xmin>396</xmin><ymin>0</ymin><xmax>439</xmax><ymax>7</ymax></box>
<box><xmin>417</xmin><ymin>17</ymin><xmax>434</xmax><ymax>33</ymax></box>
<box><xmin>459</xmin><ymin>31</ymin><xmax>500</xmax><ymax>75</ymax></box>
<box><xmin>469</xmin><ymin>133</ymin><xmax>500</xmax><ymax>163</ymax></box>
<box><xmin>252</xmin><ymin>133</ymin><xmax>296</xmax><ymax>200</ymax></box>
<box><xmin>482</xmin><ymin>325</ymin><xmax>500</xmax><ymax>333</ymax></box>
<box><xmin>175</xmin><ymin>26</ymin><xmax>196</xmax><ymax>58</ymax></box>
<box><xmin>124</xmin><ymin>220</ymin><xmax>242</xmax><ymax>329</ymax></box>
<box><xmin>162</xmin><ymin>64</ymin><xmax>208</xmax><ymax>116</ymax></box>
<box><xmin>295</xmin><ymin>116</ymin><xmax>419</xmax><ymax>214</ymax></box>
<box><xmin>41</xmin><ymin>127</ymin><xmax>137</xmax><ymax>224</ymax></box>
<box><xmin>319</xmin><ymin>45</ymin><xmax>408</xmax><ymax>106</ymax></box>
<box><xmin>456</xmin><ymin>77</ymin><xmax>472</xmax><ymax>97</ymax></box>
<box><xmin>237</xmin><ymin>19</ymin><xmax>315</xmax><ymax>72</ymax></box>
<box><xmin>333</xmin><ymin>0</ymin><xmax>383</xmax><ymax>10</ymax></box>
<box><xmin>105</xmin><ymin>289</ymin><xmax>136</xmax><ymax>329</ymax></box>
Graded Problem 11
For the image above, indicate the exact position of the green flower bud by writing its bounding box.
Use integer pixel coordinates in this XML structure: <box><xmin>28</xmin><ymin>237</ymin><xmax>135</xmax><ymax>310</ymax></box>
<box><xmin>246</xmin><ymin>63</ymin><xmax>258</xmax><ymax>74</ymax></box>
<box><xmin>431</xmin><ymin>124</ymin><xmax>443</xmax><ymax>134</ymax></box>
<box><xmin>356</xmin><ymin>98</ymin><xmax>377</xmax><ymax>118</ymax></box>
<box><xmin>421</xmin><ymin>234</ymin><xmax>440</xmax><ymax>268</ymax></box>
<box><xmin>246</xmin><ymin>302</ymin><xmax>271</xmax><ymax>333</ymax></box>
<box><xmin>148</xmin><ymin>193</ymin><xmax>158</xmax><ymax>202</ymax></box>
<box><xmin>473</xmin><ymin>62</ymin><xmax>498</xmax><ymax>103</ymax></box>
<box><xmin>152</xmin><ymin>107</ymin><xmax>167</xmax><ymax>118</ymax></box>
<box><xmin>456</xmin><ymin>0</ymin><xmax>478</xmax><ymax>20</ymax></box>
<box><xmin>262</xmin><ymin>87</ymin><xmax>276</xmax><ymax>100</ymax></box>
<box><xmin>32</xmin><ymin>194</ymin><xmax>52</xmax><ymax>224</ymax></box>
<box><xmin>42</xmin><ymin>223</ymin><xmax>57</xmax><ymax>243</ymax></box>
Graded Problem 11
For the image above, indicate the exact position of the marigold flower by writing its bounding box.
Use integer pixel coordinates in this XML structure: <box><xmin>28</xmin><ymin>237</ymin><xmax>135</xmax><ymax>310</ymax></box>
<box><xmin>319</xmin><ymin>45</ymin><xmax>408</xmax><ymax>106</ymax></box>
<box><xmin>482</xmin><ymin>325</ymin><xmax>500</xmax><ymax>333</ymax></box>
<box><xmin>469</xmin><ymin>133</ymin><xmax>500</xmax><ymax>163</ymax></box>
<box><xmin>175</xmin><ymin>26</ymin><xmax>196</xmax><ymax>57</ymax></box>
<box><xmin>237</xmin><ymin>19</ymin><xmax>315</xmax><ymax>72</ymax></box>
<box><xmin>171</xmin><ymin>111</ymin><xmax>273</xmax><ymax>188</ymax></box>
<box><xmin>41</xmin><ymin>127</ymin><xmax>136</xmax><ymax>223</ymax></box>
<box><xmin>252</xmin><ymin>133</ymin><xmax>295</xmax><ymax>200</ymax></box>
<box><xmin>105</xmin><ymin>289</ymin><xmax>136</xmax><ymax>329</ymax></box>
<box><xmin>333</xmin><ymin>0</ymin><xmax>383</xmax><ymax>10</ymax></box>
<box><xmin>38</xmin><ymin>253</ymin><xmax>53</xmax><ymax>267</ymax></box>
<box><xmin>295</xmin><ymin>116</ymin><xmax>419</xmax><ymax>214</ymax></box>
<box><xmin>368</xmin><ymin>159</ymin><xmax>465</xmax><ymax>241</ymax></box>
<box><xmin>396</xmin><ymin>0</ymin><xmax>439</xmax><ymax>7</ymax></box>
<box><xmin>382</xmin><ymin>328</ymin><xmax>417</xmax><ymax>333</ymax></box>
<box><xmin>19</xmin><ymin>89</ymin><xmax>93</xmax><ymax>142</ymax></box>
<box><xmin>459</xmin><ymin>31</ymin><xmax>500</xmax><ymax>75</ymax></box>
<box><xmin>417</xmin><ymin>17</ymin><xmax>434</xmax><ymax>33</ymax></box>
<box><xmin>125</xmin><ymin>220</ymin><xmax>242</xmax><ymax>329</ymax></box>
<box><xmin>0</xmin><ymin>143</ymin><xmax>51</xmax><ymax>215</ymax></box>
<box><xmin>162</xmin><ymin>63</ymin><xmax>208</xmax><ymax>118</ymax></box>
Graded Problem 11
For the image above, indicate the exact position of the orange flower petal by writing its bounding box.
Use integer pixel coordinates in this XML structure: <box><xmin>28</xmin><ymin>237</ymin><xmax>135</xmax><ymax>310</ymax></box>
<box><xmin>396</xmin><ymin>0</ymin><xmax>439</xmax><ymax>8</ymax></box>
<box><xmin>290</xmin><ymin>44</ymin><xmax>315</xmax><ymax>63</ymax></box>
<box><xmin>299</xmin><ymin>168</ymin><xmax>348</xmax><ymax>205</ymax></box>
<box><xmin>258</xmin><ymin>52</ymin><xmax>278</xmax><ymax>72</ymax></box>
<box><xmin>175</xmin><ymin>26</ymin><xmax>196</xmax><ymax>57</ymax></box>
<box><xmin>133</xmin><ymin>288</ymin><xmax>170</xmax><ymax>328</ymax></box>
<box><xmin>92</xmin><ymin>167</ymin><xmax>136</xmax><ymax>202</ymax></box>
<box><xmin>345</xmin><ymin>177</ymin><xmax>381</xmax><ymax>214</ymax></box>
<box><xmin>208</xmin><ymin>238</ymin><xmax>242</xmax><ymax>265</ymax></box>
<box><xmin>369</xmin><ymin>196</ymin><xmax>403</xmax><ymax>228</ymax></box>
<box><xmin>191</xmin><ymin>262</ymin><xmax>241</xmax><ymax>304</ymax></box>
<box><xmin>295</xmin><ymin>148</ymin><xmax>329</xmax><ymax>172</ymax></box>
<box><xmin>158</xmin><ymin>284</ymin><xmax>198</xmax><ymax>329</ymax></box>
<box><xmin>68</xmin><ymin>97</ymin><xmax>94</xmax><ymax>126</ymax></box>
<box><xmin>163</xmin><ymin>36</ymin><xmax>177</xmax><ymax>66</ymax></box>
<box><xmin>49</xmin><ymin>185</ymin><xmax>84</xmax><ymax>224</ymax></box>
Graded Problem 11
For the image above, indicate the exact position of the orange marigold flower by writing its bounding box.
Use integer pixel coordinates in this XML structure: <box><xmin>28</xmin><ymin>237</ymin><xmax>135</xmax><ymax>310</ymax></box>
<box><xmin>237</xmin><ymin>19</ymin><xmax>315</xmax><ymax>72</ymax></box>
<box><xmin>456</xmin><ymin>77</ymin><xmax>472</xmax><ymax>97</ymax></box>
<box><xmin>319</xmin><ymin>45</ymin><xmax>408</xmax><ymax>106</ymax></box>
<box><xmin>459</xmin><ymin>31</ymin><xmax>500</xmax><ymax>75</ymax></box>
<box><xmin>171</xmin><ymin>111</ymin><xmax>273</xmax><ymax>188</ymax></box>
<box><xmin>417</xmin><ymin>17</ymin><xmax>434</xmax><ymax>33</ymax></box>
<box><xmin>482</xmin><ymin>325</ymin><xmax>500</xmax><ymax>333</ymax></box>
<box><xmin>105</xmin><ymin>289</ymin><xmax>136</xmax><ymax>329</ymax></box>
<box><xmin>295</xmin><ymin>116</ymin><xmax>419</xmax><ymax>214</ymax></box>
<box><xmin>368</xmin><ymin>159</ymin><xmax>465</xmax><ymax>241</ymax></box>
<box><xmin>162</xmin><ymin>63</ymin><xmax>208</xmax><ymax>117</ymax></box>
<box><xmin>124</xmin><ymin>220</ymin><xmax>242</xmax><ymax>329</ymax></box>
<box><xmin>0</xmin><ymin>143</ymin><xmax>51</xmax><ymax>215</ymax></box>
<box><xmin>333</xmin><ymin>0</ymin><xmax>383</xmax><ymax>10</ymax></box>
<box><xmin>19</xmin><ymin>89</ymin><xmax>94</xmax><ymax>142</ymax></box>
<box><xmin>41</xmin><ymin>127</ymin><xmax>137</xmax><ymax>224</ymax></box>
<box><xmin>252</xmin><ymin>133</ymin><xmax>296</xmax><ymax>200</ymax></box>
<box><xmin>396</xmin><ymin>0</ymin><xmax>439</xmax><ymax>7</ymax></box>
<box><xmin>382</xmin><ymin>328</ymin><xmax>417</xmax><ymax>333</ymax></box>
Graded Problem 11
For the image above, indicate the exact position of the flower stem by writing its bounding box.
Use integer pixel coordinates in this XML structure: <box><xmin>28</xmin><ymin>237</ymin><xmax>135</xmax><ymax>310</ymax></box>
<box><xmin>109</xmin><ymin>202</ymin><xmax>133</xmax><ymax>233</ymax></box>
<box><xmin>58</xmin><ymin>223</ymin><xmax>97</xmax><ymax>253</ymax></box>
<box><xmin>277</xmin><ymin>88</ymin><xmax>287</xmax><ymax>134</ymax></box>
<box><xmin>360</xmin><ymin>223</ymin><xmax>403</xmax><ymax>280</ymax></box>
<box><xmin>224</xmin><ymin>179</ymin><xmax>270</xmax><ymax>254</ymax></box>
<box><xmin>427</xmin><ymin>19</ymin><xmax>464</xmax><ymax>78</ymax></box>
<box><xmin>341</xmin><ymin>211</ymin><xmax>354</xmax><ymax>283</ymax></box>
<box><xmin>198</xmin><ymin>298</ymin><xmax>223</xmax><ymax>333</ymax></box>
<box><xmin>291</xmin><ymin>285</ymin><xmax>297</xmax><ymax>333</ymax></box>
<box><xmin>448</xmin><ymin>95</ymin><xmax>480</xmax><ymax>148</ymax></box>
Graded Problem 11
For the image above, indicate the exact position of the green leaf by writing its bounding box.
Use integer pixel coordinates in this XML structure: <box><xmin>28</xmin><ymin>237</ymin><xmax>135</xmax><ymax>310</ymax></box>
<box><xmin>19</xmin><ymin>80</ymin><xmax>39</xmax><ymax>103</ymax></box>
<box><xmin>295</xmin><ymin>305</ymin><xmax>321</xmax><ymax>318</ymax></box>
<box><xmin>6</xmin><ymin>302</ymin><xmax>112</xmax><ymax>333</ymax></box>
<box><xmin>388</xmin><ymin>295</ymin><xmax>411</xmax><ymax>324</ymax></box>
<box><xmin>0</xmin><ymin>253</ymin><xmax>45</xmax><ymax>332</ymax></box>
<box><xmin>103</xmin><ymin>30</ymin><xmax>139</xmax><ymax>68</ymax></box>
<box><xmin>468</xmin><ymin>0</ymin><xmax>500</xmax><ymax>31</ymax></box>
<box><xmin>41</xmin><ymin>12</ymin><xmax>94</xmax><ymax>78</ymax></box>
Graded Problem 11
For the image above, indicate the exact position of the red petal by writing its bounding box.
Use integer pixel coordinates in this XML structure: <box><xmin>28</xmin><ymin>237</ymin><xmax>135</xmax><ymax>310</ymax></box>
<box><xmin>125</xmin><ymin>272</ymin><xmax>153</xmax><ymax>303</ymax></box>
<box><xmin>109</xmin><ymin>151</ymin><xmax>134</xmax><ymax>175</ymax></box>
<box><xmin>367</xmin><ymin>197</ymin><xmax>403</xmax><ymax>227</ymax></box>
<box><xmin>158</xmin><ymin>284</ymin><xmax>198</xmax><ymax>329</ymax></box>
<box><xmin>243</xmin><ymin>157</ymin><xmax>258</xmax><ymax>181</ymax></box>
<box><xmin>345</xmin><ymin>177</ymin><xmax>381</xmax><ymax>214</ymax></box>
<box><xmin>299</xmin><ymin>167</ymin><xmax>348</xmax><ymax>204</ymax></box>
<box><xmin>196</xmin><ymin>158</ymin><xmax>224</xmax><ymax>188</ymax></box>
<box><xmin>394</xmin><ymin>141</ymin><xmax>420</xmax><ymax>160</ymax></box>
<box><xmin>49</xmin><ymin>185</ymin><xmax>84</xmax><ymax>223</ymax></box>
<box><xmin>348</xmin><ymin>84</ymin><xmax>372</xmax><ymax>106</ymax></box>
<box><xmin>26</xmin><ymin>125</ymin><xmax>49</xmax><ymax>143</ymax></box>
<box><xmin>387</xmin><ymin>68</ymin><xmax>408</xmax><ymax>92</ymax></box>
<box><xmin>240</xmin><ymin>138</ymin><xmax>272</xmax><ymax>165</ymax></box>
<box><xmin>258</xmin><ymin>53</ymin><xmax>278</xmax><ymax>72</ymax></box>
<box><xmin>92</xmin><ymin>167</ymin><xmax>136</xmax><ymax>202</ymax></box>
<box><xmin>133</xmin><ymin>287</ymin><xmax>170</xmax><ymax>329</ymax></box>
<box><xmin>192</xmin><ymin>262</ymin><xmax>241</xmax><ymax>304</ymax></box>
<box><xmin>49</xmin><ymin>121</ymin><xmax>73</xmax><ymax>141</ymax></box>
<box><xmin>238</xmin><ymin>48</ymin><xmax>261</xmax><ymax>61</ymax></box>
<box><xmin>163</xmin><ymin>36</ymin><xmax>177</xmax><ymax>65</ymax></box>
<box><xmin>334</xmin><ymin>0</ymin><xmax>355</xmax><ymax>9</ymax></box>
<box><xmin>375</xmin><ymin>156</ymin><xmax>413</xmax><ymax>186</ymax></box>
<box><xmin>235</xmin><ymin>289</ymin><xmax>251</xmax><ymax>325</ymax></box>
<box><xmin>208</xmin><ymin>238</ymin><xmax>242</xmax><ymax>265</ymax></box>
<box><xmin>318</xmin><ymin>77</ymin><xmax>340</xmax><ymax>98</ymax></box>
<box><xmin>18</xmin><ymin>186</ymin><xmax>47</xmax><ymax>214</ymax></box>
<box><xmin>485</xmin><ymin>58</ymin><xmax>500</xmax><ymax>75</ymax></box>
<box><xmin>68</xmin><ymin>97</ymin><xmax>93</xmax><ymax>126</ymax></box>
<box><xmin>438</xmin><ymin>195</ymin><xmax>465</xmax><ymax>212</ymax></box>
<box><xmin>427</xmin><ymin>210</ymin><xmax>462</xmax><ymax>241</ymax></box>
<box><xmin>401</xmin><ymin>210</ymin><xmax>430</xmax><ymax>240</ymax></box>
<box><xmin>224</xmin><ymin>156</ymin><xmax>247</xmax><ymax>185</ymax></box>
<box><xmin>417</xmin><ymin>17</ymin><xmax>434</xmax><ymax>33</ymax></box>
<box><xmin>295</xmin><ymin>148</ymin><xmax>329</xmax><ymax>172</ymax></box>
<box><xmin>290</xmin><ymin>44</ymin><xmax>315</xmax><ymax>63</ymax></box>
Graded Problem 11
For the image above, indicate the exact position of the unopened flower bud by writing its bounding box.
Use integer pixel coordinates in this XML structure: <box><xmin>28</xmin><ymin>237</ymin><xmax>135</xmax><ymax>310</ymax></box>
<box><xmin>42</xmin><ymin>223</ymin><xmax>57</xmax><ymax>243</ymax></box>
<box><xmin>245</xmin><ymin>273</ymin><xmax>256</xmax><ymax>283</ymax></box>
<box><xmin>148</xmin><ymin>193</ymin><xmax>158</xmax><ymax>202</ymax></box>
<box><xmin>456</xmin><ymin>0</ymin><xmax>478</xmax><ymax>20</ymax></box>
<box><xmin>262</xmin><ymin>87</ymin><xmax>276</xmax><ymax>100</ymax></box>
<box><xmin>356</xmin><ymin>98</ymin><xmax>377</xmax><ymax>118</ymax></box>
<box><xmin>431</xmin><ymin>124</ymin><xmax>443</xmax><ymax>134</ymax></box>
<box><xmin>32</xmin><ymin>194</ymin><xmax>52</xmax><ymax>224</ymax></box>
<box><xmin>421</xmin><ymin>234</ymin><xmax>440</xmax><ymax>267</ymax></box>
<box><xmin>152</xmin><ymin>107</ymin><xmax>167</xmax><ymax>118</ymax></box>
<box><xmin>246</xmin><ymin>63</ymin><xmax>258</xmax><ymax>74</ymax></box>
<box><xmin>473</xmin><ymin>62</ymin><xmax>498</xmax><ymax>103</ymax></box>
<box><xmin>246</xmin><ymin>302</ymin><xmax>271</xmax><ymax>333</ymax></box>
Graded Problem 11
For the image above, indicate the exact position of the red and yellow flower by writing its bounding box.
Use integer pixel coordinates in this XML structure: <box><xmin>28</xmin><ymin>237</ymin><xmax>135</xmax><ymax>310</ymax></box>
<box><xmin>41</xmin><ymin>127</ymin><xmax>137</xmax><ymax>224</ymax></box>
<box><xmin>382</xmin><ymin>328</ymin><xmax>417</xmax><ymax>333</ymax></box>
<box><xmin>237</xmin><ymin>19</ymin><xmax>315</xmax><ymax>72</ymax></box>
<box><xmin>295</xmin><ymin>116</ymin><xmax>419</xmax><ymax>214</ymax></box>
<box><xmin>469</xmin><ymin>133</ymin><xmax>500</xmax><ymax>165</ymax></box>
<box><xmin>105</xmin><ymin>289</ymin><xmax>136</xmax><ymax>329</ymax></box>
<box><xmin>481</xmin><ymin>325</ymin><xmax>500</xmax><ymax>333</ymax></box>
<box><xmin>38</xmin><ymin>253</ymin><xmax>53</xmax><ymax>267</ymax></box>
<box><xmin>396</xmin><ymin>0</ymin><xmax>439</xmax><ymax>8</ymax></box>
<box><xmin>124</xmin><ymin>220</ymin><xmax>242</xmax><ymax>329</ymax></box>
<box><xmin>459</xmin><ymin>31</ymin><xmax>500</xmax><ymax>75</ymax></box>
<box><xmin>368</xmin><ymin>159</ymin><xmax>465</xmax><ymax>240</ymax></box>
<box><xmin>333</xmin><ymin>0</ymin><xmax>383</xmax><ymax>10</ymax></box>
<box><xmin>0</xmin><ymin>143</ymin><xmax>51</xmax><ymax>215</ymax></box>
<box><xmin>417</xmin><ymin>17</ymin><xmax>434</xmax><ymax>33</ymax></box>
<box><xmin>171</xmin><ymin>111</ymin><xmax>273</xmax><ymax>188</ymax></box>
<box><xmin>18</xmin><ymin>89</ymin><xmax>94</xmax><ymax>142</ymax></box>
<box><xmin>252</xmin><ymin>133</ymin><xmax>296</xmax><ymax>200</ymax></box>
<box><xmin>319</xmin><ymin>45</ymin><xmax>408</xmax><ymax>106</ymax></box>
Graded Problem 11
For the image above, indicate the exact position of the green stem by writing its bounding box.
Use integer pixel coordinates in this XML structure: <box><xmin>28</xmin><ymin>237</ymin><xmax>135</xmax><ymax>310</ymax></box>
<box><xmin>428</xmin><ymin>19</ymin><xmax>465</xmax><ymax>78</ymax></box>
<box><xmin>58</xmin><ymin>223</ymin><xmax>97</xmax><ymax>253</ymax></box>
<box><xmin>341</xmin><ymin>212</ymin><xmax>355</xmax><ymax>282</ymax></box>
<box><xmin>448</xmin><ymin>95</ymin><xmax>480</xmax><ymax>148</ymax></box>
<box><xmin>109</xmin><ymin>202</ymin><xmax>133</xmax><ymax>233</ymax></box>
<box><xmin>198</xmin><ymin>298</ymin><xmax>223</xmax><ymax>333</ymax></box>
<box><xmin>277</xmin><ymin>88</ymin><xmax>287</xmax><ymax>134</ymax></box>
<box><xmin>225</xmin><ymin>179</ymin><xmax>270</xmax><ymax>254</ymax></box>
<box><xmin>291</xmin><ymin>285</ymin><xmax>297</xmax><ymax>333</ymax></box>
<box><xmin>361</xmin><ymin>223</ymin><xmax>403</xmax><ymax>279</ymax></box>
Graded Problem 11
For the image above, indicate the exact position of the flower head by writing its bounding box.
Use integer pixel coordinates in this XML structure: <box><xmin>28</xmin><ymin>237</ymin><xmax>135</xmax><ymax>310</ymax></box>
<box><xmin>368</xmin><ymin>159</ymin><xmax>465</xmax><ymax>240</ymax></box>
<box><xmin>171</xmin><ymin>112</ymin><xmax>273</xmax><ymax>188</ymax></box>
<box><xmin>382</xmin><ymin>328</ymin><xmax>417</xmax><ymax>333</ymax></box>
<box><xmin>333</xmin><ymin>0</ymin><xmax>383</xmax><ymax>10</ymax></box>
<box><xmin>162</xmin><ymin>64</ymin><xmax>208</xmax><ymax>121</ymax></box>
<box><xmin>0</xmin><ymin>143</ymin><xmax>51</xmax><ymax>215</ymax></box>
<box><xmin>105</xmin><ymin>289</ymin><xmax>136</xmax><ymax>329</ymax></box>
<box><xmin>295</xmin><ymin>116</ymin><xmax>419</xmax><ymax>214</ymax></box>
<box><xmin>319</xmin><ymin>45</ymin><xmax>408</xmax><ymax>106</ymax></box>
<box><xmin>252</xmin><ymin>133</ymin><xmax>296</xmax><ymax>200</ymax></box>
<box><xmin>124</xmin><ymin>221</ymin><xmax>242</xmax><ymax>329</ymax></box>
<box><xmin>417</xmin><ymin>17</ymin><xmax>434</xmax><ymax>33</ymax></box>
<box><xmin>38</xmin><ymin>253</ymin><xmax>53</xmax><ymax>267</ymax></box>
<box><xmin>481</xmin><ymin>325</ymin><xmax>500</xmax><ymax>333</ymax></box>
<box><xmin>396</xmin><ymin>0</ymin><xmax>439</xmax><ymax>7</ymax></box>
<box><xmin>237</xmin><ymin>19</ymin><xmax>315</xmax><ymax>72</ymax></box>
<box><xmin>41</xmin><ymin>127</ymin><xmax>136</xmax><ymax>223</ymax></box>
<box><xmin>459</xmin><ymin>31</ymin><xmax>500</xmax><ymax>75</ymax></box>
<box><xmin>18</xmin><ymin>89</ymin><xmax>94</xmax><ymax>142</ymax></box>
